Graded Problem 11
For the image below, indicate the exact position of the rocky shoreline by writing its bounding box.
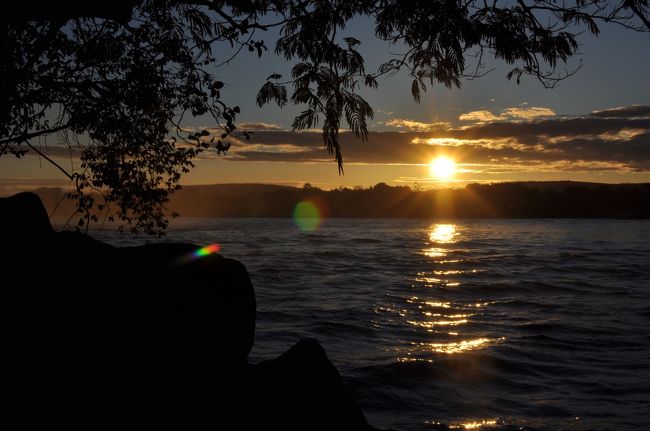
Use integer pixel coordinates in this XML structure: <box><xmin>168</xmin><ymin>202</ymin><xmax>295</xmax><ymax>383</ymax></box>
<box><xmin>2</xmin><ymin>192</ymin><xmax>380</xmax><ymax>429</ymax></box>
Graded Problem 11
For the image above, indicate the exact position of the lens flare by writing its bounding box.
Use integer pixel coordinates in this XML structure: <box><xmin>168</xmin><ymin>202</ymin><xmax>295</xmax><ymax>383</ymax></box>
<box><xmin>193</xmin><ymin>243</ymin><xmax>220</xmax><ymax>257</ymax></box>
<box><xmin>293</xmin><ymin>198</ymin><xmax>328</xmax><ymax>231</ymax></box>
<box><xmin>175</xmin><ymin>243</ymin><xmax>220</xmax><ymax>266</ymax></box>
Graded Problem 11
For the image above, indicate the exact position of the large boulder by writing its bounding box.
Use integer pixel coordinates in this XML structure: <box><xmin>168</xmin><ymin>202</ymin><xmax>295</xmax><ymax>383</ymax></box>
<box><xmin>1</xmin><ymin>192</ymin><xmax>256</xmax><ymax>366</ymax></box>
<box><xmin>1</xmin><ymin>192</ymin><xmax>257</xmax><ymax>425</ymax></box>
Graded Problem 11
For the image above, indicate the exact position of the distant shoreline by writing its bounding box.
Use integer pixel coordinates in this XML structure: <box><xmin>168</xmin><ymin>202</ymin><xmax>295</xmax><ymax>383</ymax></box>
<box><xmin>31</xmin><ymin>181</ymin><xmax>650</xmax><ymax>221</ymax></box>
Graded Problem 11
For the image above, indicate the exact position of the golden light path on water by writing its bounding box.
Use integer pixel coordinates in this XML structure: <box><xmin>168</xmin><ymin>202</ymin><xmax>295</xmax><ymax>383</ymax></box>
<box><xmin>426</xmin><ymin>419</ymin><xmax>500</xmax><ymax>430</ymax></box>
<box><xmin>450</xmin><ymin>419</ymin><xmax>499</xmax><ymax>429</ymax></box>
<box><xmin>416</xmin><ymin>225</ymin><xmax>504</xmax><ymax>428</ymax></box>
<box><xmin>396</xmin><ymin>223</ymin><xmax>503</xmax><ymax>363</ymax></box>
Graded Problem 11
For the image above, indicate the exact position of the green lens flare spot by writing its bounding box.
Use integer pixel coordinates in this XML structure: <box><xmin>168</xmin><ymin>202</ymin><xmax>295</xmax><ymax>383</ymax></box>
<box><xmin>293</xmin><ymin>200</ymin><xmax>322</xmax><ymax>231</ymax></box>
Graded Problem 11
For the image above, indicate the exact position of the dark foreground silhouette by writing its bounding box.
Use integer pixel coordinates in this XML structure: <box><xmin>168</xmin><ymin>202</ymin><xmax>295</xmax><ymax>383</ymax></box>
<box><xmin>1</xmin><ymin>192</ymin><xmax>378</xmax><ymax>430</ymax></box>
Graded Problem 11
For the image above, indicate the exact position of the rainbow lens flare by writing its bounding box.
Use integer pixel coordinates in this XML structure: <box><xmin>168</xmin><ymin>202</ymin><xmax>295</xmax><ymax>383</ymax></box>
<box><xmin>293</xmin><ymin>198</ymin><xmax>328</xmax><ymax>232</ymax></box>
<box><xmin>193</xmin><ymin>243</ymin><xmax>220</xmax><ymax>257</ymax></box>
<box><xmin>175</xmin><ymin>243</ymin><xmax>221</xmax><ymax>266</ymax></box>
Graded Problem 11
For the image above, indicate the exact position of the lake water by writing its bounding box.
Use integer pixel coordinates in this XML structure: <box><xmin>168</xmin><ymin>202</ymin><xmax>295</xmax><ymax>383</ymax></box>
<box><xmin>92</xmin><ymin>219</ymin><xmax>650</xmax><ymax>431</ymax></box>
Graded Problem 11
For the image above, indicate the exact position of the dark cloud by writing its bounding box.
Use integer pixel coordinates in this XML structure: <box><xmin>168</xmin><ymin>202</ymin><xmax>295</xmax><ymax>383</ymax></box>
<box><xmin>231</xmin><ymin>131</ymin><xmax>323</xmax><ymax>146</ymax></box>
<box><xmin>590</xmin><ymin>105</ymin><xmax>650</xmax><ymax>118</ymax></box>
<box><xmin>234</xmin><ymin>149</ymin><xmax>327</xmax><ymax>162</ymax></box>
<box><xmin>452</xmin><ymin>117</ymin><xmax>650</xmax><ymax>140</ymax></box>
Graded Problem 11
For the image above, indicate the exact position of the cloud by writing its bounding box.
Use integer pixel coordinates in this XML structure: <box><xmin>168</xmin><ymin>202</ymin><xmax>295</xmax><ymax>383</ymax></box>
<box><xmin>219</xmin><ymin>106</ymin><xmax>650</xmax><ymax>172</ymax></box>
<box><xmin>459</xmin><ymin>106</ymin><xmax>556</xmax><ymax>122</ymax></box>
<box><xmin>381</xmin><ymin>118</ymin><xmax>450</xmax><ymax>131</ymax></box>
<box><xmin>458</xmin><ymin>110</ymin><xmax>502</xmax><ymax>122</ymax></box>
<box><xmin>237</xmin><ymin>122</ymin><xmax>286</xmax><ymax>131</ymax></box>
<box><xmin>501</xmin><ymin>107</ymin><xmax>556</xmax><ymax>119</ymax></box>
<box><xmin>590</xmin><ymin>105</ymin><xmax>650</xmax><ymax>118</ymax></box>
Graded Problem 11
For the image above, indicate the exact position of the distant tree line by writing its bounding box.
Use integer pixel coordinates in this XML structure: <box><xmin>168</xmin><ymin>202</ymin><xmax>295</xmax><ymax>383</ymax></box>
<box><xmin>31</xmin><ymin>182</ymin><xmax>650</xmax><ymax>221</ymax></box>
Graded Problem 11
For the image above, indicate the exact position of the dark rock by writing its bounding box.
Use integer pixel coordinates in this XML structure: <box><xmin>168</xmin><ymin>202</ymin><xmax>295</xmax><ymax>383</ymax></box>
<box><xmin>120</xmin><ymin>243</ymin><xmax>257</xmax><ymax>366</ymax></box>
<box><xmin>0</xmin><ymin>191</ymin><xmax>53</xmax><ymax>239</ymax></box>
<box><xmin>247</xmin><ymin>338</ymin><xmax>374</xmax><ymax>430</ymax></box>
<box><xmin>1</xmin><ymin>192</ymin><xmax>376</xmax><ymax>430</ymax></box>
<box><xmin>1</xmin><ymin>193</ymin><xmax>255</xmax><ymax>367</ymax></box>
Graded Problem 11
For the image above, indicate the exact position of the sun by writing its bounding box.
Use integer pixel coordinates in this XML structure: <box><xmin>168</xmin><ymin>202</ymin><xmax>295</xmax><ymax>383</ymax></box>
<box><xmin>429</xmin><ymin>156</ymin><xmax>457</xmax><ymax>179</ymax></box>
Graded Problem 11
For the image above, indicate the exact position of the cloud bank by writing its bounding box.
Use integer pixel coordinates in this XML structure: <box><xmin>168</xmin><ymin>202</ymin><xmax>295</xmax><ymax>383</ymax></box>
<box><xmin>222</xmin><ymin>105</ymin><xmax>650</xmax><ymax>172</ymax></box>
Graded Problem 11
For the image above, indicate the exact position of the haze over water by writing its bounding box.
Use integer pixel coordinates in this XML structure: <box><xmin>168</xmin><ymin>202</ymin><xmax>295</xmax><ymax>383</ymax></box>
<box><xmin>94</xmin><ymin>218</ymin><xmax>650</xmax><ymax>431</ymax></box>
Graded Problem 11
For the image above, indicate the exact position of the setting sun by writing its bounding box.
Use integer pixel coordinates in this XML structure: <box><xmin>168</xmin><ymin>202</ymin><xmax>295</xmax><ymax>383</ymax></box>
<box><xmin>429</xmin><ymin>156</ymin><xmax>457</xmax><ymax>179</ymax></box>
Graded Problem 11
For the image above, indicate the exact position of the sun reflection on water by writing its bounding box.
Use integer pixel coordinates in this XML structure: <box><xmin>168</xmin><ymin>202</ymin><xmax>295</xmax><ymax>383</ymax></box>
<box><xmin>423</xmin><ymin>338</ymin><xmax>495</xmax><ymax>354</ymax></box>
<box><xmin>450</xmin><ymin>419</ymin><xmax>499</xmax><ymax>429</ymax></box>
<box><xmin>407</xmin><ymin>319</ymin><xmax>469</xmax><ymax>329</ymax></box>
<box><xmin>423</xmin><ymin>301</ymin><xmax>451</xmax><ymax>308</ymax></box>
<box><xmin>421</xmin><ymin>224</ymin><xmax>462</xmax><ymax>286</ymax></box>
<box><xmin>423</xmin><ymin>247</ymin><xmax>446</xmax><ymax>258</ymax></box>
<box><xmin>399</xmin><ymin>294</ymin><xmax>505</xmax><ymax>356</ymax></box>
<box><xmin>434</xmin><ymin>270</ymin><xmax>464</xmax><ymax>275</ymax></box>
<box><xmin>415</xmin><ymin>273</ymin><xmax>461</xmax><ymax>288</ymax></box>
<box><xmin>429</xmin><ymin>223</ymin><xmax>458</xmax><ymax>243</ymax></box>
<box><xmin>426</xmin><ymin>419</ymin><xmax>501</xmax><ymax>430</ymax></box>
<box><xmin>398</xmin><ymin>337</ymin><xmax>503</xmax><ymax>361</ymax></box>
<box><xmin>399</xmin><ymin>226</ymin><xmax>504</xmax><ymax>363</ymax></box>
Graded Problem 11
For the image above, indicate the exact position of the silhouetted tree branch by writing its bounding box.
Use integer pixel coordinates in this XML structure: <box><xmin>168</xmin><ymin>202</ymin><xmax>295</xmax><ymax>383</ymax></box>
<box><xmin>624</xmin><ymin>0</ymin><xmax>650</xmax><ymax>30</ymax></box>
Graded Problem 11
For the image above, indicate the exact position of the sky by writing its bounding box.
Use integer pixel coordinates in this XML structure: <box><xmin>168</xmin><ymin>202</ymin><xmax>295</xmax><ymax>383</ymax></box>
<box><xmin>1</xmin><ymin>15</ymin><xmax>649</xmax><ymax>194</ymax></box>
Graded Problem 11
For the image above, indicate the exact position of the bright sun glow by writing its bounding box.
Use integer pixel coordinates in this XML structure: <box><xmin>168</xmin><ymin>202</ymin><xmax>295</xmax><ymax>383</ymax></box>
<box><xmin>429</xmin><ymin>156</ymin><xmax>457</xmax><ymax>179</ymax></box>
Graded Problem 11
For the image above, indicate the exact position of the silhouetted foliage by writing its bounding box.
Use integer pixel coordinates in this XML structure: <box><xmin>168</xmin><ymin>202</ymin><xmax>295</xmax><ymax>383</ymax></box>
<box><xmin>34</xmin><ymin>182</ymin><xmax>650</xmax><ymax>219</ymax></box>
<box><xmin>173</xmin><ymin>182</ymin><xmax>650</xmax><ymax>218</ymax></box>
<box><xmin>2</xmin><ymin>1</ymin><xmax>648</xmax><ymax>233</ymax></box>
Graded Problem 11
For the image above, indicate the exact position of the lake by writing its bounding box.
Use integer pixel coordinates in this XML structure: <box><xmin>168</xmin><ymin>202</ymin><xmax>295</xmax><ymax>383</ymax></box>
<box><xmin>92</xmin><ymin>218</ymin><xmax>650</xmax><ymax>431</ymax></box>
